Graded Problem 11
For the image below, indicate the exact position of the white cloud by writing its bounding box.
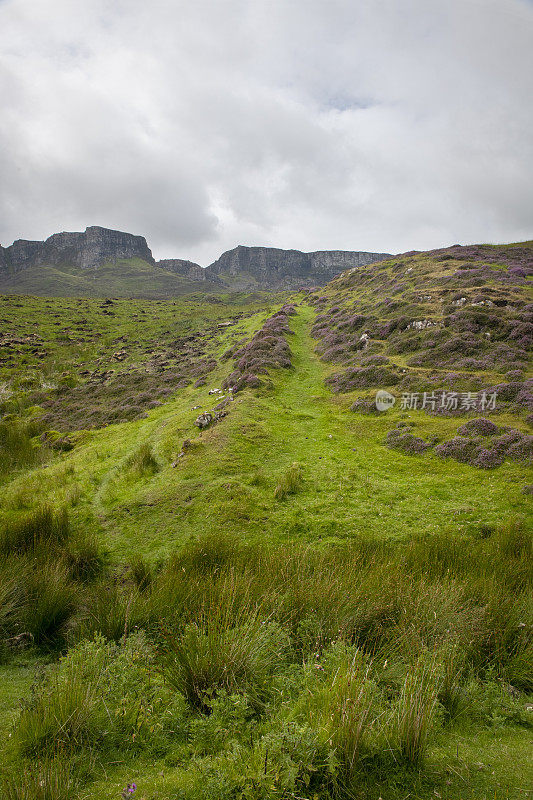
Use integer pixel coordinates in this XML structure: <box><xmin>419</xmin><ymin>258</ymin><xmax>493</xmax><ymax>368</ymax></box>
<box><xmin>0</xmin><ymin>0</ymin><xmax>531</xmax><ymax>263</ymax></box>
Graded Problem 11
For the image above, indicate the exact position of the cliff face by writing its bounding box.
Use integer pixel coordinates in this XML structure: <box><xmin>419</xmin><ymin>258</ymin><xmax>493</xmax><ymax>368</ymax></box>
<box><xmin>1</xmin><ymin>226</ymin><xmax>154</xmax><ymax>274</ymax></box>
<box><xmin>205</xmin><ymin>245</ymin><xmax>391</xmax><ymax>289</ymax></box>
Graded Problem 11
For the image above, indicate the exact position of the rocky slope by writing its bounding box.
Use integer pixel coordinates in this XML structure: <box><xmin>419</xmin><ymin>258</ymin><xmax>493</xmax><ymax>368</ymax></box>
<box><xmin>157</xmin><ymin>258</ymin><xmax>222</xmax><ymax>285</ymax></box>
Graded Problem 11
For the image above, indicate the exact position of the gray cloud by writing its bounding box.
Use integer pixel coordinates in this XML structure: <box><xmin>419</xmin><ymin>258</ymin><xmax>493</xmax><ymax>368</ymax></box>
<box><xmin>1</xmin><ymin>0</ymin><xmax>532</xmax><ymax>263</ymax></box>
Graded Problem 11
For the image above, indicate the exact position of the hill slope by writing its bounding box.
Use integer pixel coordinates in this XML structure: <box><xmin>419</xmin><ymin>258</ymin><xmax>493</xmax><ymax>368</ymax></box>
<box><xmin>0</xmin><ymin>241</ymin><xmax>531</xmax><ymax>800</ymax></box>
<box><xmin>0</xmin><ymin>241</ymin><xmax>531</xmax><ymax>548</ymax></box>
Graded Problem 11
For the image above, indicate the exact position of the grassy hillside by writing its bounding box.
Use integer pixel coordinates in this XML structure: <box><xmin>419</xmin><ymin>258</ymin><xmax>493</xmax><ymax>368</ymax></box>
<box><xmin>0</xmin><ymin>244</ymin><xmax>531</xmax><ymax>799</ymax></box>
<box><xmin>0</xmin><ymin>258</ymin><xmax>221</xmax><ymax>298</ymax></box>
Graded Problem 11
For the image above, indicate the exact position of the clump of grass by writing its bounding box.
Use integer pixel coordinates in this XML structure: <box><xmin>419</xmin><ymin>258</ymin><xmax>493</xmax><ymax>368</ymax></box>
<box><xmin>274</xmin><ymin>462</ymin><xmax>304</xmax><ymax>500</ymax></box>
<box><xmin>63</xmin><ymin>533</ymin><xmax>106</xmax><ymax>583</ymax></box>
<box><xmin>0</xmin><ymin>505</ymin><xmax>69</xmax><ymax>556</ymax></box>
<box><xmin>0</xmin><ymin>554</ymin><xmax>79</xmax><ymax>652</ymax></box>
<box><xmin>391</xmin><ymin>653</ymin><xmax>442</xmax><ymax>765</ymax></box>
<box><xmin>1</xmin><ymin>754</ymin><xmax>82</xmax><ymax>800</ymax></box>
<box><xmin>0</xmin><ymin>416</ymin><xmax>48</xmax><ymax>476</ymax></box>
<box><xmin>14</xmin><ymin>633</ymin><xmax>182</xmax><ymax>759</ymax></box>
<box><xmin>0</xmin><ymin>556</ymin><xmax>26</xmax><ymax>660</ymax></box>
<box><xmin>158</xmin><ymin>582</ymin><xmax>289</xmax><ymax>711</ymax></box>
<box><xmin>124</xmin><ymin>442</ymin><xmax>159</xmax><ymax>476</ymax></box>
<box><xmin>127</xmin><ymin>554</ymin><xmax>153</xmax><ymax>591</ymax></box>
<box><xmin>72</xmin><ymin>580</ymin><xmax>145</xmax><ymax>643</ymax></box>
<box><xmin>22</xmin><ymin>561</ymin><xmax>79</xmax><ymax>646</ymax></box>
<box><xmin>307</xmin><ymin>646</ymin><xmax>378</xmax><ymax>777</ymax></box>
<box><xmin>171</xmin><ymin>531</ymin><xmax>252</xmax><ymax>576</ymax></box>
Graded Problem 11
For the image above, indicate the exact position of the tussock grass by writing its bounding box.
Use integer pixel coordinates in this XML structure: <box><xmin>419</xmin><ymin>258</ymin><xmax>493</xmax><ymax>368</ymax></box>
<box><xmin>0</xmin><ymin>507</ymin><xmax>105</xmax><ymax>648</ymax></box>
<box><xmin>158</xmin><ymin>574</ymin><xmax>289</xmax><ymax>711</ymax></box>
<box><xmin>392</xmin><ymin>653</ymin><xmax>442</xmax><ymax>765</ymax></box>
<box><xmin>22</xmin><ymin>561</ymin><xmax>80</xmax><ymax>646</ymax></box>
<box><xmin>123</xmin><ymin>442</ymin><xmax>159</xmax><ymax>476</ymax></box>
<box><xmin>0</xmin><ymin>505</ymin><xmax>69</xmax><ymax>556</ymax></box>
<box><xmin>1</xmin><ymin>521</ymin><xmax>531</xmax><ymax>799</ymax></box>
<box><xmin>1</xmin><ymin>754</ymin><xmax>82</xmax><ymax>800</ymax></box>
<box><xmin>13</xmin><ymin>633</ymin><xmax>181</xmax><ymax>760</ymax></box>
<box><xmin>274</xmin><ymin>461</ymin><xmax>304</xmax><ymax>500</ymax></box>
<box><xmin>305</xmin><ymin>646</ymin><xmax>378</xmax><ymax>775</ymax></box>
<box><xmin>0</xmin><ymin>417</ymin><xmax>48</xmax><ymax>476</ymax></box>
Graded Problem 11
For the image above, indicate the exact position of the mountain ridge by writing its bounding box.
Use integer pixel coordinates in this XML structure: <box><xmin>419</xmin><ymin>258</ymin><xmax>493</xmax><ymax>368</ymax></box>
<box><xmin>0</xmin><ymin>225</ymin><xmax>392</xmax><ymax>295</ymax></box>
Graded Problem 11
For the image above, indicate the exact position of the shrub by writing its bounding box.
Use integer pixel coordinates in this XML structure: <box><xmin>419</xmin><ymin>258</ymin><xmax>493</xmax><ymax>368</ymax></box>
<box><xmin>274</xmin><ymin>462</ymin><xmax>304</xmax><ymax>500</ymax></box>
<box><xmin>457</xmin><ymin>417</ymin><xmax>500</xmax><ymax>437</ymax></box>
<box><xmin>434</xmin><ymin>436</ymin><xmax>481</xmax><ymax>465</ymax></box>
<box><xmin>385</xmin><ymin>429</ymin><xmax>432</xmax><ymax>455</ymax></box>
<box><xmin>473</xmin><ymin>448</ymin><xmax>505</xmax><ymax>469</ymax></box>
<box><xmin>350</xmin><ymin>397</ymin><xmax>380</xmax><ymax>414</ymax></box>
<box><xmin>233</xmin><ymin>373</ymin><xmax>262</xmax><ymax>392</ymax></box>
<box><xmin>223</xmin><ymin>308</ymin><xmax>294</xmax><ymax>391</ymax></box>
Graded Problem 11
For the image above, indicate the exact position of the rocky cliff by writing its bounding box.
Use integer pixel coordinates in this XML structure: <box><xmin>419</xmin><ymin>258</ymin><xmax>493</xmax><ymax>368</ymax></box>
<box><xmin>1</xmin><ymin>226</ymin><xmax>154</xmax><ymax>274</ymax></box>
<box><xmin>205</xmin><ymin>245</ymin><xmax>391</xmax><ymax>289</ymax></box>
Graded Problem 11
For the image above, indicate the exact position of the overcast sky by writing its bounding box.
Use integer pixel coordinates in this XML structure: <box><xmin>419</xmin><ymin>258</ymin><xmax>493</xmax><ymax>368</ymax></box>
<box><xmin>1</xmin><ymin>0</ymin><xmax>532</xmax><ymax>264</ymax></box>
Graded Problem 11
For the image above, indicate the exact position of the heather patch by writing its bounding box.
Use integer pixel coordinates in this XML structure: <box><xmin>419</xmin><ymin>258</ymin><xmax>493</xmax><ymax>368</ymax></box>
<box><xmin>430</xmin><ymin>243</ymin><xmax>533</xmax><ymax>272</ymax></box>
<box><xmin>350</xmin><ymin>396</ymin><xmax>380</xmax><ymax>413</ymax></box>
<box><xmin>457</xmin><ymin>418</ymin><xmax>500</xmax><ymax>437</ymax></box>
<box><xmin>481</xmin><ymin>380</ymin><xmax>533</xmax><ymax>413</ymax></box>
<box><xmin>35</xmin><ymin>358</ymin><xmax>217</xmax><ymax>431</ymax></box>
<box><xmin>359</xmin><ymin>354</ymin><xmax>390</xmax><ymax>366</ymax></box>
<box><xmin>435</xmin><ymin>436</ymin><xmax>486</xmax><ymax>465</ymax></box>
<box><xmin>325</xmin><ymin>365</ymin><xmax>400</xmax><ymax>393</ymax></box>
<box><xmin>435</xmin><ymin>427</ymin><xmax>533</xmax><ymax>470</ymax></box>
<box><xmin>222</xmin><ymin>304</ymin><xmax>295</xmax><ymax>392</ymax></box>
<box><xmin>385</xmin><ymin>428</ymin><xmax>433</xmax><ymax>455</ymax></box>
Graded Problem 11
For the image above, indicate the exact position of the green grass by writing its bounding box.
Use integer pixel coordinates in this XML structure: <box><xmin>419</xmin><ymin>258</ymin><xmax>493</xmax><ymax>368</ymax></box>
<box><xmin>1</xmin><ymin>525</ymin><xmax>531</xmax><ymax>799</ymax></box>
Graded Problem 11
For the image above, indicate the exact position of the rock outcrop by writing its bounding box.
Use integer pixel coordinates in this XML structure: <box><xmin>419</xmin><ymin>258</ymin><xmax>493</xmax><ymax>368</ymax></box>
<box><xmin>1</xmin><ymin>226</ymin><xmax>154</xmax><ymax>274</ymax></box>
<box><xmin>205</xmin><ymin>245</ymin><xmax>390</xmax><ymax>290</ymax></box>
<box><xmin>157</xmin><ymin>258</ymin><xmax>222</xmax><ymax>285</ymax></box>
